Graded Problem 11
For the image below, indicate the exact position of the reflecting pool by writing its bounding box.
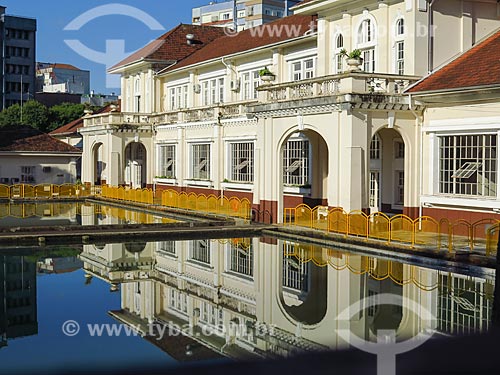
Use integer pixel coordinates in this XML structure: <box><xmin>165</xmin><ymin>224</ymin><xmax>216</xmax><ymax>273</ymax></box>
<box><xmin>0</xmin><ymin>202</ymin><xmax>181</xmax><ymax>227</ymax></box>
<box><xmin>0</xmin><ymin>238</ymin><xmax>495</xmax><ymax>373</ymax></box>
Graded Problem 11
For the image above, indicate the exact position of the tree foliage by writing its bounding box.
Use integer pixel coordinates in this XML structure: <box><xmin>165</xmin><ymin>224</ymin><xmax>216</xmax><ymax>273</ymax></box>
<box><xmin>0</xmin><ymin>101</ymin><xmax>94</xmax><ymax>133</ymax></box>
<box><xmin>47</xmin><ymin>102</ymin><xmax>86</xmax><ymax>131</ymax></box>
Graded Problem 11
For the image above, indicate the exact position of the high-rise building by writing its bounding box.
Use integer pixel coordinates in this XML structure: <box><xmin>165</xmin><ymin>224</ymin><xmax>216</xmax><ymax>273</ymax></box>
<box><xmin>192</xmin><ymin>0</ymin><xmax>301</xmax><ymax>30</ymax></box>
<box><xmin>0</xmin><ymin>6</ymin><xmax>37</xmax><ymax>110</ymax></box>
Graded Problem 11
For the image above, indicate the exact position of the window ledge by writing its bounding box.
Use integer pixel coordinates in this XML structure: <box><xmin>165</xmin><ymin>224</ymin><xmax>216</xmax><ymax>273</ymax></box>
<box><xmin>221</xmin><ymin>182</ymin><xmax>253</xmax><ymax>191</ymax></box>
<box><xmin>421</xmin><ymin>195</ymin><xmax>500</xmax><ymax>209</ymax></box>
<box><xmin>184</xmin><ymin>179</ymin><xmax>212</xmax><ymax>187</ymax></box>
<box><xmin>283</xmin><ymin>186</ymin><xmax>311</xmax><ymax>195</ymax></box>
<box><xmin>154</xmin><ymin>178</ymin><xmax>177</xmax><ymax>185</ymax></box>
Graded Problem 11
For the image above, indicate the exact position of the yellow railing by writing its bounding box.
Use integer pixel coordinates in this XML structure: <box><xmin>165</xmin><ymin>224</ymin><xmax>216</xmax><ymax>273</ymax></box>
<box><xmin>161</xmin><ymin>189</ymin><xmax>251</xmax><ymax>220</ymax></box>
<box><xmin>0</xmin><ymin>184</ymin><xmax>93</xmax><ymax>199</ymax></box>
<box><xmin>99</xmin><ymin>187</ymin><xmax>251</xmax><ymax>220</ymax></box>
<box><xmin>101</xmin><ymin>186</ymin><xmax>154</xmax><ymax>205</ymax></box>
<box><xmin>284</xmin><ymin>204</ymin><xmax>500</xmax><ymax>255</ymax></box>
<box><xmin>283</xmin><ymin>241</ymin><xmax>495</xmax><ymax>296</ymax></box>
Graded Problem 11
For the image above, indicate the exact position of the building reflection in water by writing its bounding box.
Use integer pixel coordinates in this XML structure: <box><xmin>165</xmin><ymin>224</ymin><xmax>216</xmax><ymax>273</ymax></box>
<box><xmin>0</xmin><ymin>255</ymin><xmax>38</xmax><ymax>349</ymax></box>
<box><xmin>79</xmin><ymin>238</ymin><xmax>494</xmax><ymax>359</ymax></box>
<box><xmin>0</xmin><ymin>202</ymin><xmax>179</xmax><ymax>227</ymax></box>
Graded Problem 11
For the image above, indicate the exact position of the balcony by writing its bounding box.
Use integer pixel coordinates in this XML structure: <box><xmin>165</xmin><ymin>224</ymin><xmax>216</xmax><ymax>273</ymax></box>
<box><xmin>83</xmin><ymin>101</ymin><xmax>256</xmax><ymax>128</ymax></box>
<box><xmin>249</xmin><ymin>72</ymin><xmax>422</xmax><ymax>115</ymax></box>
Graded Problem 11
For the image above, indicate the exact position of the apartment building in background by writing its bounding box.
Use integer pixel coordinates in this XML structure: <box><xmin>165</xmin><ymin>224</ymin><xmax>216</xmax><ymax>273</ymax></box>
<box><xmin>36</xmin><ymin>62</ymin><xmax>90</xmax><ymax>95</ymax></box>
<box><xmin>0</xmin><ymin>5</ymin><xmax>37</xmax><ymax>110</ymax></box>
<box><xmin>192</xmin><ymin>0</ymin><xmax>302</xmax><ymax>30</ymax></box>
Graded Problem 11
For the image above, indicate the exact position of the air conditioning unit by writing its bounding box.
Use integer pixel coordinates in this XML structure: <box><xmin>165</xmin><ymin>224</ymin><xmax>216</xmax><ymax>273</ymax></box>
<box><xmin>230</xmin><ymin>79</ymin><xmax>240</xmax><ymax>92</ymax></box>
<box><xmin>193</xmin><ymin>84</ymin><xmax>201</xmax><ymax>94</ymax></box>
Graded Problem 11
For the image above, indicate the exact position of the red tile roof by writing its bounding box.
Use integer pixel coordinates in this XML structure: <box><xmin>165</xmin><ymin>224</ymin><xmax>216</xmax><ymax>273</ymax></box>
<box><xmin>50</xmin><ymin>102</ymin><xmax>121</xmax><ymax>136</ymax></box>
<box><xmin>165</xmin><ymin>15</ymin><xmax>317</xmax><ymax>73</ymax></box>
<box><xmin>37</xmin><ymin>63</ymin><xmax>82</xmax><ymax>71</ymax></box>
<box><xmin>109</xmin><ymin>24</ymin><xmax>227</xmax><ymax>71</ymax></box>
<box><xmin>408</xmin><ymin>30</ymin><xmax>500</xmax><ymax>93</ymax></box>
<box><xmin>0</xmin><ymin>126</ymin><xmax>81</xmax><ymax>153</ymax></box>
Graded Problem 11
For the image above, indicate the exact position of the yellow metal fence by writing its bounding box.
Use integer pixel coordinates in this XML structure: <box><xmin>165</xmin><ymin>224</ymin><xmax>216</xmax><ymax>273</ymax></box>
<box><xmin>0</xmin><ymin>184</ymin><xmax>93</xmax><ymax>199</ymax></box>
<box><xmin>284</xmin><ymin>204</ymin><xmax>500</xmax><ymax>256</ymax></box>
<box><xmin>284</xmin><ymin>241</ymin><xmax>495</xmax><ymax>295</ymax></box>
<box><xmin>161</xmin><ymin>189</ymin><xmax>251</xmax><ymax>220</ymax></box>
<box><xmin>101</xmin><ymin>185</ymin><xmax>154</xmax><ymax>205</ymax></box>
<box><xmin>99</xmin><ymin>186</ymin><xmax>251</xmax><ymax>220</ymax></box>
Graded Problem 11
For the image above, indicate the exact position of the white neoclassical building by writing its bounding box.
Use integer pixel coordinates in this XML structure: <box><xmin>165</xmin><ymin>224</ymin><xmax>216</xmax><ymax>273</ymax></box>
<box><xmin>79</xmin><ymin>234</ymin><xmax>494</xmax><ymax>358</ymax></box>
<box><xmin>80</xmin><ymin>0</ymin><xmax>500</xmax><ymax>223</ymax></box>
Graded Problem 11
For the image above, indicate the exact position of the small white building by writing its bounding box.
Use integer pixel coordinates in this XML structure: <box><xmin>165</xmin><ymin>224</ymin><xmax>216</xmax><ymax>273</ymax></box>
<box><xmin>0</xmin><ymin>126</ymin><xmax>81</xmax><ymax>185</ymax></box>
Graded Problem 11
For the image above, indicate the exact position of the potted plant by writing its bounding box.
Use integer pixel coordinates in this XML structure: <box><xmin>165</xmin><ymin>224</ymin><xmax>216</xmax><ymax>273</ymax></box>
<box><xmin>259</xmin><ymin>66</ymin><xmax>275</xmax><ymax>82</ymax></box>
<box><xmin>340</xmin><ymin>49</ymin><xmax>363</xmax><ymax>71</ymax></box>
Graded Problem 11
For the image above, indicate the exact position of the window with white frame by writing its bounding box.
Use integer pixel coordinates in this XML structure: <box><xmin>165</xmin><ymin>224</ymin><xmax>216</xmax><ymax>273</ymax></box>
<box><xmin>241</xmin><ymin>70</ymin><xmax>260</xmax><ymax>100</ymax></box>
<box><xmin>190</xmin><ymin>239</ymin><xmax>210</xmax><ymax>264</ymax></box>
<box><xmin>283</xmin><ymin>138</ymin><xmax>310</xmax><ymax>186</ymax></box>
<box><xmin>370</xmin><ymin>134</ymin><xmax>381</xmax><ymax>159</ymax></box>
<box><xmin>334</xmin><ymin>34</ymin><xmax>345</xmax><ymax>74</ymax></box>
<box><xmin>395</xmin><ymin>171</ymin><xmax>404</xmax><ymax>205</ymax></box>
<box><xmin>200</xmin><ymin>301</ymin><xmax>223</xmax><ymax>328</ymax></box>
<box><xmin>282</xmin><ymin>243</ymin><xmax>309</xmax><ymax>292</ymax></box>
<box><xmin>157</xmin><ymin>241</ymin><xmax>176</xmax><ymax>256</ymax></box>
<box><xmin>395</xmin><ymin>18</ymin><xmax>405</xmax><ymax>75</ymax></box>
<box><xmin>290</xmin><ymin>57</ymin><xmax>315</xmax><ymax>81</ymax></box>
<box><xmin>158</xmin><ymin>144</ymin><xmax>175</xmax><ymax>178</ymax></box>
<box><xmin>229</xmin><ymin>241</ymin><xmax>253</xmax><ymax>277</ymax></box>
<box><xmin>168</xmin><ymin>85</ymin><xmax>188</xmax><ymax>110</ymax></box>
<box><xmin>395</xmin><ymin>140</ymin><xmax>405</xmax><ymax>159</ymax></box>
<box><xmin>369</xmin><ymin>171</ymin><xmax>380</xmax><ymax>208</ymax></box>
<box><xmin>168</xmin><ymin>289</ymin><xmax>188</xmax><ymax>315</ymax></box>
<box><xmin>134</xmin><ymin>77</ymin><xmax>141</xmax><ymax>112</ymax></box>
<box><xmin>21</xmin><ymin>166</ymin><xmax>35</xmax><ymax>183</ymax></box>
<box><xmin>357</xmin><ymin>18</ymin><xmax>376</xmax><ymax>73</ymax></box>
<box><xmin>201</xmin><ymin>77</ymin><xmax>225</xmax><ymax>105</ymax></box>
<box><xmin>439</xmin><ymin>134</ymin><xmax>497</xmax><ymax>197</ymax></box>
<box><xmin>191</xmin><ymin>144</ymin><xmax>211</xmax><ymax>179</ymax></box>
<box><xmin>229</xmin><ymin>142</ymin><xmax>254</xmax><ymax>182</ymax></box>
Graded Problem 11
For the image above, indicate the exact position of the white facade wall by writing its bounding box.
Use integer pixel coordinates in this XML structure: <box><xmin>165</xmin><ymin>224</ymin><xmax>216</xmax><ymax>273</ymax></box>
<box><xmin>0</xmin><ymin>153</ymin><xmax>78</xmax><ymax>185</ymax></box>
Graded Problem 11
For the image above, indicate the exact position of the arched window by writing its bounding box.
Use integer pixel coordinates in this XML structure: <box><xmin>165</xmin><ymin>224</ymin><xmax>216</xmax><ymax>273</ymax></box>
<box><xmin>396</xmin><ymin>18</ymin><xmax>404</xmax><ymax>36</ymax></box>
<box><xmin>394</xmin><ymin>18</ymin><xmax>405</xmax><ymax>75</ymax></box>
<box><xmin>134</xmin><ymin>77</ymin><xmax>141</xmax><ymax>112</ymax></box>
<box><xmin>357</xmin><ymin>17</ymin><xmax>377</xmax><ymax>72</ymax></box>
<box><xmin>358</xmin><ymin>19</ymin><xmax>373</xmax><ymax>44</ymax></box>
<box><xmin>334</xmin><ymin>33</ymin><xmax>345</xmax><ymax>74</ymax></box>
<box><xmin>336</xmin><ymin>33</ymin><xmax>344</xmax><ymax>49</ymax></box>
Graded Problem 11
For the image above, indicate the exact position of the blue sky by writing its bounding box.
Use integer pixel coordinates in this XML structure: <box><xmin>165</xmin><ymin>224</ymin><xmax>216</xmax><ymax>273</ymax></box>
<box><xmin>2</xmin><ymin>1</ymin><xmax>213</xmax><ymax>94</ymax></box>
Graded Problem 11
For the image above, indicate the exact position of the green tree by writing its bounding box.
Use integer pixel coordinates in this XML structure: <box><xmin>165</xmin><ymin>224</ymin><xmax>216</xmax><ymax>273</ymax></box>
<box><xmin>48</xmin><ymin>102</ymin><xmax>86</xmax><ymax>131</ymax></box>
<box><xmin>0</xmin><ymin>104</ymin><xmax>22</xmax><ymax>126</ymax></box>
<box><xmin>0</xmin><ymin>100</ymin><xmax>49</xmax><ymax>130</ymax></box>
<box><xmin>21</xmin><ymin>100</ymin><xmax>49</xmax><ymax>131</ymax></box>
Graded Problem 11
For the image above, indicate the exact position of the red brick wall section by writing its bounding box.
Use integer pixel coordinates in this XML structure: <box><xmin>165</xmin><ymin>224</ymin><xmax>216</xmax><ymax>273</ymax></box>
<box><xmin>423</xmin><ymin>207</ymin><xmax>500</xmax><ymax>223</ymax></box>
<box><xmin>404</xmin><ymin>206</ymin><xmax>420</xmax><ymax>219</ymax></box>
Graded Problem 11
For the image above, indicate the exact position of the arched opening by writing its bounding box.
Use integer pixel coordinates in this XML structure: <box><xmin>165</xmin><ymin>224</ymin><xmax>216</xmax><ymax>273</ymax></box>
<box><xmin>92</xmin><ymin>143</ymin><xmax>105</xmax><ymax>185</ymax></box>
<box><xmin>279</xmin><ymin>242</ymin><xmax>328</xmax><ymax>325</ymax></box>
<box><xmin>280</xmin><ymin>129</ymin><xmax>329</xmax><ymax>218</ymax></box>
<box><xmin>124</xmin><ymin>142</ymin><xmax>147</xmax><ymax>189</ymax></box>
<box><xmin>365</xmin><ymin>261</ymin><xmax>404</xmax><ymax>339</ymax></box>
<box><xmin>369</xmin><ymin>128</ymin><xmax>405</xmax><ymax>214</ymax></box>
